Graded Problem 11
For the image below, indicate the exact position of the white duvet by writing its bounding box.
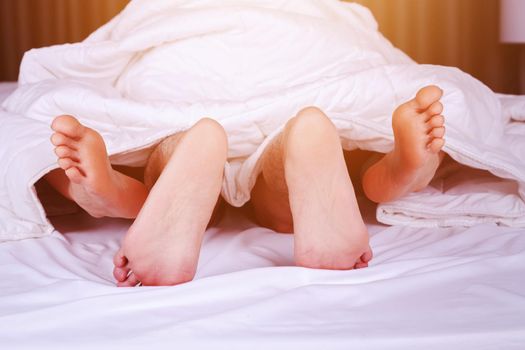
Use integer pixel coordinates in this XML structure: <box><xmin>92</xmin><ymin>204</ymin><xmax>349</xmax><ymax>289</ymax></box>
<box><xmin>1</xmin><ymin>0</ymin><xmax>525</xmax><ymax>241</ymax></box>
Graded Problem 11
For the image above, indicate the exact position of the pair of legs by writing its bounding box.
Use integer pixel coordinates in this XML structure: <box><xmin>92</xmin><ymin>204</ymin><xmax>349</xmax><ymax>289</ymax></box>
<box><xmin>45</xmin><ymin>117</ymin><xmax>228</xmax><ymax>286</ymax></box>
<box><xmin>44</xmin><ymin>85</ymin><xmax>445</xmax><ymax>286</ymax></box>
<box><xmin>249</xmin><ymin>85</ymin><xmax>445</xmax><ymax>269</ymax></box>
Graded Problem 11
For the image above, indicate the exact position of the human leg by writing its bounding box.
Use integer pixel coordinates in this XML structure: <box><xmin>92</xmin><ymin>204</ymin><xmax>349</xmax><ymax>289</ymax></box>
<box><xmin>251</xmin><ymin>107</ymin><xmax>372</xmax><ymax>270</ymax></box>
<box><xmin>46</xmin><ymin>115</ymin><xmax>149</xmax><ymax>219</ymax></box>
<box><xmin>362</xmin><ymin>85</ymin><xmax>446</xmax><ymax>203</ymax></box>
<box><xmin>113</xmin><ymin>118</ymin><xmax>228</xmax><ymax>286</ymax></box>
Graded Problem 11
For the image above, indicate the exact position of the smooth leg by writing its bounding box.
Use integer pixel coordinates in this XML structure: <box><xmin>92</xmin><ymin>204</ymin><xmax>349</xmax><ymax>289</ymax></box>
<box><xmin>113</xmin><ymin>118</ymin><xmax>228</xmax><ymax>287</ymax></box>
<box><xmin>46</xmin><ymin>115</ymin><xmax>148</xmax><ymax>218</ymax></box>
<box><xmin>362</xmin><ymin>85</ymin><xmax>446</xmax><ymax>203</ymax></box>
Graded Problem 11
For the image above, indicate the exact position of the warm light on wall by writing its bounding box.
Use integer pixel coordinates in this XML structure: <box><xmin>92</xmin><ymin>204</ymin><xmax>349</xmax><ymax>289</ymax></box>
<box><xmin>500</xmin><ymin>0</ymin><xmax>525</xmax><ymax>93</ymax></box>
<box><xmin>500</xmin><ymin>0</ymin><xmax>525</xmax><ymax>43</ymax></box>
<box><xmin>0</xmin><ymin>0</ymin><xmax>522</xmax><ymax>93</ymax></box>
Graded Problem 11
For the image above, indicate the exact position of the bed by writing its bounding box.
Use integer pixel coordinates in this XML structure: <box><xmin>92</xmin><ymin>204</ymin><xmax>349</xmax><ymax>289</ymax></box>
<box><xmin>1</xmin><ymin>79</ymin><xmax>524</xmax><ymax>349</ymax></box>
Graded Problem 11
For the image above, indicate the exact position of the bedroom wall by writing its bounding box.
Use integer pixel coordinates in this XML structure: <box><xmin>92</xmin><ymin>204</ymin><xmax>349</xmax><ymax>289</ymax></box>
<box><xmin>0</xmin><ymin>0</ymin><xmax>521</xmax><ymax>94</ymax></box>
<box><xmin>0</xmin><ymin>0</ymin><xmax>129</xmax><ymax>81</ymax></box>
<box><xmin>354</xmin><ymin>0</ymin><xmax>521</xmax><ymax>94</ymax></box>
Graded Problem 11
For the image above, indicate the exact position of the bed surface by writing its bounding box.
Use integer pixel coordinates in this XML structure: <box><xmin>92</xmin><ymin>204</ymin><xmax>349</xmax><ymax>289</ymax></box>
<box><xmin>2</xmin><ymin>206</ymin><xmax>525</xmax><ymax>349</ymax></box>
<box><xmin>1</xmin><ymin>82</ymin><xmax>524</xmax><ymax>349</ymax></box>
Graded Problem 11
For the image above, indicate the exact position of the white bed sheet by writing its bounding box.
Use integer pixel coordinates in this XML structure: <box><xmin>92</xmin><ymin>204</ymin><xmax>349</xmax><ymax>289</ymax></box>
<box><xmin>1</xmin><ymin>82</ymin><xmax>524</xmax><ymax>349</ymax></box>
<box><xmin>1</xmin><ymin>203</ymin><xmax>524</xmax><ymax>350</ymax></box>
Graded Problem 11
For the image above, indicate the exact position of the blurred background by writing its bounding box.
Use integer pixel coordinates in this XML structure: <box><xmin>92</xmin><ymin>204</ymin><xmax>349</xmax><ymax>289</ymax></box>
<box><xmin>0</xmin><ymin>0</ymin><xmax>522</xmax><ymax>94</ymax></box>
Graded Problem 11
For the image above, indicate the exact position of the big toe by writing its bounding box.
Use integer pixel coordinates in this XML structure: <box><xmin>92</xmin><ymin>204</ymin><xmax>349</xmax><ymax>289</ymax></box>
<box><xmin>51</xmin><ymin>115</ymin><xmax>85</xmax><ymax>139</ymax></box>
<box><xmin>113</xmin><ymin>249</ymin><xmax>131</xmax><ymax>282</ymax></box>
<box><xmin>415</xmin><ymin>85</ymin><xmax>443</xmax><ymax>110</ymax></box>
<box><xmin>113</xmin><ymin>248</ymin><xmax>128</xmax><ymax>267</ymax></box>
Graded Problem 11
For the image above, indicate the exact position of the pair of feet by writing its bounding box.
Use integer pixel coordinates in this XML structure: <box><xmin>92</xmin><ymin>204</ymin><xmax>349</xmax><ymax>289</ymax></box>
<box><xmin>250</xmin><ymin>85</ymin><xmax>445</xmax><ymax>271</ymax></box>
<box><xmin>47</xmin><ymin>85</ymin><xmax>445</xmax><ymax>286</ymax></box>
<box><xmin>48</xmin><ymin>117</ymin><xmax>228</xmax><ymax>286</ymax></box>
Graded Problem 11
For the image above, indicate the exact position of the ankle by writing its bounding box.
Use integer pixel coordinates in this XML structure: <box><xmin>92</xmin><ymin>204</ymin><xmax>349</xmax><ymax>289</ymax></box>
<box><xmin>362</xmin><ymin>153</ymin><xmax>412</xmax><ymax>203</ymax></box>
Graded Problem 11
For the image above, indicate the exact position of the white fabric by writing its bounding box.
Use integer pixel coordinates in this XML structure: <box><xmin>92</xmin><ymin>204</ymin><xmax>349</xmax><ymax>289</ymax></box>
<box><xmin>1</xmin><ymin>205</ymin><xmax>524</xmax><ymax>349</ymax></box>
<box><xmin>1</xmin><ymin>0</ymin><xmax>525</xmax><ymax>242</ymax></box>
<box><xmin>0</xmin><ymin>82</ymin><xmax>17</xmax><ymax>100</ymax></box>
<box><xmin>378</xmin><ymin>161</ymin><xmax>525</xmax><ymax>227</ymax></box>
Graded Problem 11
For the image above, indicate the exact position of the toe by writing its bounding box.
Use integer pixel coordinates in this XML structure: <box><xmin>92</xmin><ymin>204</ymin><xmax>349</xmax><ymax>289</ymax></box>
<box><xmin>360</xmin><ymin>246</ymin><xmax>373</xmax><ymax>264</ymax></box>
<box><xmin>415</xmin><ymin>85</ymin><xmax>443</xmax><ymax>110</ymax></box>
<box><xmin>117</xmin><ymin>272</ymin><xmax>141</xmax><ymax>287</ymax></box>
<box><xmin>51</xmin><ymin>115</ymin><xmax>86</xmax><ymax>139</ymax></box>
<box><xmin>354</xmin><ymin>262</ymin><xmax>368</xmax><ymax>269</ymax></box>
<box><xmin>430</xmin><ymin>126</ymin><xmax>445</xmax><ymax>138</ymax></box>
<box><xmin>51</xmin><ymin>132</ymin><xmax>77</xmax><ymax>148</ymax></box>
<box><xmin>54</xmin><ymin>145</ymin><xmax>78</xmax><ymax>160</ymax></box>
<box><xmin>113</xmin><ymin>249</ymin><xmax>128</xmax><ymax>267</ymax></box>
<box><xmin>428</xmin><ymin>138</ymin><xmax>445</xmax><ymax>153</ymax></box>
<box><xmin>113</xmin><ymin>265</ymin><xmax>131</xmax><ymax>282</ymax></box>
<box><xmin>65</xmin><ymin>167</ymin><xmax>84</xmax><ymax>184</ymax></box>
<box><xmin>426</xmin><ymin>101</ymin><xmax>443</xmax><ymax>116</ymax></box>
<box><xmin>427</xmin><ymin>115</ymin><xmax>445</xmax><ymax>128</ymax></box>
<box><xmin>57</xmin><ymin>157</ymin><xmax>77</xmax><ymax>170</ymax></box>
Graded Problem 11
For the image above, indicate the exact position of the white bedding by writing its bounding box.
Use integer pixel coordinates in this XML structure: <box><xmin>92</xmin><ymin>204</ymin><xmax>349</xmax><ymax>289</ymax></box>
<box><xmin>1</xmin><ymin>203</ymin><xmax>524</xmax><ymax>349</ymax></box>
<box><xmin>0</xmin><ymin>78</ymin><xmax>524</xmax><ymax>347</ymax></box>
<box><xmin>0</xmin><ymin>80</ymin><xmax>523</xmax><ymax>348</ymax></box>
<box><xmin>1</xmin><ymin>0</ymin><xmax>525</xmax><ymax>347</ymax></box>
<box><xmin>1</xmin><ymin>0</ymin><xmax>525</xmax><ymax>242</ymax></box>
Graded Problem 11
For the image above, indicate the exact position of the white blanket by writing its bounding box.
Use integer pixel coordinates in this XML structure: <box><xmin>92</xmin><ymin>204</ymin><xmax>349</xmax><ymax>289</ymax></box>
<box><xmin>1</xmin><ymin>0</ymin><xmax>525</xmax><ymax>241</ymax></box>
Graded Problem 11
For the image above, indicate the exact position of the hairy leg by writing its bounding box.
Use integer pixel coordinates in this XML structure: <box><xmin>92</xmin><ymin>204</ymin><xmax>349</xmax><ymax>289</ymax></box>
<box><xmin>362</xmin><ymin>85</ymin><xmax>446</xmax><ymax>203</ymax></box>
<box><xmin>250</xmin><ymin>133</ymin><xmax>294</xmax><ymax>233</ymax></box>
<box><xmin>113</xmin><ymin>118</ymin><xmax>227</xmax><ymax>287</ymax></box>
<box><xmin>251</xmin><ymin>107</ymin><xmax>372</xmax><ymax>270</ymax></box>
<box><xmin>45</xmin><ymin>115</ymin><xmax>148</xmax><ymax>218</ymax></box>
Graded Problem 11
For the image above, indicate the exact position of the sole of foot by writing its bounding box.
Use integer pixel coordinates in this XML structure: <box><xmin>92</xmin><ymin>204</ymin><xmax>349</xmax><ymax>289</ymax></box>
<box><xmin>283</xmin><ymin>107</ymin><xmax>373</xmax><ymax>270</ymax></box>
<box><xmin>362</xmin><ymin>85</ymin><xmax>446</xmax><ymax>203</ymax></box>
<box><xmin>50</xmin><ymin>115</ymin><xmax>148</xmax><ymax>218</ymax></box>
<box><xmin>390</xmin><ymin>85</ymin><xmax>446</xmax><ymax>191</ymax></box>
<box><xmin>113</xmin><ymin>118</ymin><xmax>228</xmax><ymax>286</ymax></box>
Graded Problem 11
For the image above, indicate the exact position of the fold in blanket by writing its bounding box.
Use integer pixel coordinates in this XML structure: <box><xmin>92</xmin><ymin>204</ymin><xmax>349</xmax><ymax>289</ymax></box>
<box><xmin>1</xmin><ymin>0</ymin><xmax>525</xmax><ymax>241</ymax></box>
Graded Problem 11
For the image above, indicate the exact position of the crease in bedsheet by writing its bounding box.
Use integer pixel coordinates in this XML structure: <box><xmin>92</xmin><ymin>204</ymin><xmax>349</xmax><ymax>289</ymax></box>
<box><xmin>1</xmin><ymin>206</ymin><xmax>524</xmax><ymax>348</ymax></box>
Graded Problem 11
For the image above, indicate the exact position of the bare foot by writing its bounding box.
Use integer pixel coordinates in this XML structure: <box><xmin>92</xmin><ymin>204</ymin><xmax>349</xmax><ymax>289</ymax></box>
<box><xmin>47</xmin><ymin>115</ymin><xmax>148</xmax><ymax>218</ymax></box>
<box><xmin>284</xmin><ymin>108</ymin><xmax>372</xmax><ymax>270</ymax></box>
<box><xmin>112</xmin><ymin>119</ymin><xmax>227</xmax><ymax>287</ymax></box>
<box><xmin>362</xmin><ymin>85</ymin><xmax>446</xmax><ymax>203</ymax></box>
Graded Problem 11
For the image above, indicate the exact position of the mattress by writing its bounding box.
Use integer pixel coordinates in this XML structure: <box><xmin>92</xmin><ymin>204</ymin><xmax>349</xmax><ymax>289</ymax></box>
<box><xmin>1</xmin><ymin>82</ymin><xmax>524</xmax><ymax>349</ymax></box>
